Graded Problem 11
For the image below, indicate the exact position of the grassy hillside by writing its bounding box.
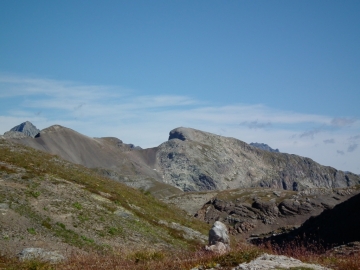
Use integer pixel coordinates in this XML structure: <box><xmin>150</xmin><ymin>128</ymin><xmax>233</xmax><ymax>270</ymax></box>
<box><xmin>0</xmin><ymin>139</ymin><xmax>209</xmax><ymax>257</ymax></box>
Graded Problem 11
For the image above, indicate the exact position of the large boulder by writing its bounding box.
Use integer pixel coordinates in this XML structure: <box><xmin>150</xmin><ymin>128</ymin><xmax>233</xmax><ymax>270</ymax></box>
<box><xmin>206</xmin><ymin>221</ymin><xmax>230</xmax><ymax>254</ymax></box>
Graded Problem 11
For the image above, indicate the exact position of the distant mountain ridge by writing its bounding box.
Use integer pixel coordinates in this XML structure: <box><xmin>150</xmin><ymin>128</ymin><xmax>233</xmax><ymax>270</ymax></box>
<box><xmin>250</xmin><ymin>142</ymin><xmax>279</xmax><ymax>153</ymax></box>
<box><xmin>3</xmin><ymin>122</ymin><xmax>360</xmax><ymax>194</ymax></box>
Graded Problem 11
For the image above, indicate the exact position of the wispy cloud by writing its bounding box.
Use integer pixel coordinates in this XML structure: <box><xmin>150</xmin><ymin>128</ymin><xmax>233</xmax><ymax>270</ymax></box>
<box><xmin>349</xmin><ymin>135</ymin><xmax>360</xmax><ymax>141</ymax></box>
<box><xmin>240</xmin><ymin>120</ymin><xmax>272</xmax><ymax>129</ymax></box>
<box><xmin>300</xmin><ymin>128</ymin><xmax>322</xmax><ymax>139</ymax></box>
<box><xmin>331</xmin><ymin>117</ymin><xmax>356</xmax><ymax>127</ymax></box>
<box><xmin>1</xmin><ymin>74</ymin><xmax>360</xmax><ymax>174</ymax></box>
<box><xmin>347</xmin><ymin>143</ymin><xmax>358</xmax><ymax>153</ymax></box>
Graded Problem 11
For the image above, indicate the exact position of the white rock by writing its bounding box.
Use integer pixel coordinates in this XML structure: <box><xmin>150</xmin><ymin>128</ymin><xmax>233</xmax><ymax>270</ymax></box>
<box><xmin>207</xmin><ymin>221</ymin><xmax>230</xmax><ymax>253</ymax></box>
<box><xmin>234</xmin><ymin>253</ymin><xmax>331</xmax><ymax>270</ymax></box>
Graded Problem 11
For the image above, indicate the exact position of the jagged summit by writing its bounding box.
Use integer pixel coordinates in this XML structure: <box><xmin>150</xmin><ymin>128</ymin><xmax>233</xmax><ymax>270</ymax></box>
<box><xmin>250</xmin><ymin>142</ymin><xmax>280</xmax><ymax>153</ymax></box>
<box><xmin>3</xmin><ymin>121</ymin><xmax>40</xmax><ymax>138</ymax></box>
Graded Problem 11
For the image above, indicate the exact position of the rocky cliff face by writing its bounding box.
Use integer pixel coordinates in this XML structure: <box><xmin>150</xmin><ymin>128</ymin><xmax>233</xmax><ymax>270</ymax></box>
<box><xmin>152</xmin><ymin>127</ymin><xmax>360</xmax><ymax>192</ymax></box>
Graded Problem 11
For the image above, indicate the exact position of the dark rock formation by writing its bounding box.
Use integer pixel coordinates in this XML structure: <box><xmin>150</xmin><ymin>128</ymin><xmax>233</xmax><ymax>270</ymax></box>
<box><xmin>250</xmin><ymin>142</ymin><xmax>279</xmax><ymax>153</ymax></box>
<box><xmin>196</xmin><ymin>187</ymin><xmax>360</xmax><ymax>239</ymax></box>
<box><xmin>262</xmin><ymin>191</ymin><xmax>360</xmax><ymax>249</ymax></box>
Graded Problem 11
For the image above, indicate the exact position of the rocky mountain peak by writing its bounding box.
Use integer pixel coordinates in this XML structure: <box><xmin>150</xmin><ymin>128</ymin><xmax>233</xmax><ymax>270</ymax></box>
<box><xmin>7</xmin><ymin>121</ymin><xmax>40</xmax><ymax>138</ymax></box>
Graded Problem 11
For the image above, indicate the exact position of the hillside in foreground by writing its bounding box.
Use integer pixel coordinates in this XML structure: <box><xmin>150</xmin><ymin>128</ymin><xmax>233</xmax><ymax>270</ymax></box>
<box><xmin>0</xmin><ymin>138</ymin><xmax>209</xmax><ymax>259</ymax></box>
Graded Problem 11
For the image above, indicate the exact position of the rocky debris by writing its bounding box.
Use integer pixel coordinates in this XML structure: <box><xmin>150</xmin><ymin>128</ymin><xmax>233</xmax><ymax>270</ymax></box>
<box><xmin>7</xmin><ymin>121</ymin><xmax>40</xmax><ymax>138</ymax></box>
<box><xmin>206</xmin><ymin>221</ymin><xmax>230</xmax><ymax>254</ymax></box>
<box><xmin>17</xmin><ymin>248</ymin><xmax>65</xmax><ymax>263</ymax></box>
<box><xmin>196</xmin><ymin>187</ymin><xmax>360</xmax><ymax>238</ymax></box>
<box><xmin>250</xmin><ymin>142</ymin><xmax>279</xmax><ymax>153</ymax></box>
<box><xmin>234</xmin><ymin>253</ymin><xmax>330</xmax><ymax>270</ymax></box>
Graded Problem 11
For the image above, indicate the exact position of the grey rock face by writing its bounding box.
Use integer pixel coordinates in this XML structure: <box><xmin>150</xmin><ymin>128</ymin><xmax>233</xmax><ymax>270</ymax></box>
<box><xmin>155</xmin><ymin>127</ymin><xmax>360</xmax><ymax>192</ymax></box>
<box><xmin>8</xmin><ymin>121</ymin><xmax>40</xmax><ymax>138</ymax></box>
<box><xmin>250</xmin><ymin>142</ymin><xmax>279</xmax><ymax>153</ymax></box>
<box><xmin>18</xmin><ymin>248</ymin><xmax>65</xmax><ymax>263</ymax></box>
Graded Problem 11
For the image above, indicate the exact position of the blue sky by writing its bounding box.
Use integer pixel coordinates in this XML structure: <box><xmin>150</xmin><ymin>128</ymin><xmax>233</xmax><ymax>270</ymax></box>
<box><xmin>1</xmin><ymin>1</ymin><xmax>359</xmax><ymax>173</ymax></box>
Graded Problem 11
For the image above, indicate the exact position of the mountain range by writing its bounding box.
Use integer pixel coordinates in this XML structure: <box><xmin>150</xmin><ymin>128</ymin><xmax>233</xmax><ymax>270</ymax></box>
<box><xmin>3</xmin><ymin>123</ymin><xmax>359</xmax><ymax>194</ymax></box>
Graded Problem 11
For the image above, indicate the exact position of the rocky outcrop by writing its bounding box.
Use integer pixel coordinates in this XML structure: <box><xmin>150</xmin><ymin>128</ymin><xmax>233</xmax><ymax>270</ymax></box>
<box><xmin>250</xmin><ymin>142</ymin><xmax>279</xmax><ymax>153</ymax></box>
<box><xmin>196</xmin><ymin>187</ymin><xmax>360</xmax><ymax>239</ymax></box>
<box><xmin>7</xmin><ymin>121</ymin><xmax>40</xmax><ymax>138</ymax></box>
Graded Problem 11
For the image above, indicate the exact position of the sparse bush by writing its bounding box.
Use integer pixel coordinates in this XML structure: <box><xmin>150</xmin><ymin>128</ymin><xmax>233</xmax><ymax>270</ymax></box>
<box><xmin>29</xmin><ymin>190</ymin><xmax>41</xmax><ymax>198</ymax></box>
<box><xmin>129</xmin><ymin>250</ymin><xmax>165</xmax><ymax>263</ymax></box>
<box><xmin>27</xmin><ymin>228</ymin><xmax>36</xmax><ymax>235</ymax></box>
<box><xmin>72</xmin><ymin>202</ymin><xmax>82</xmax><ymax>210</ymax></box>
